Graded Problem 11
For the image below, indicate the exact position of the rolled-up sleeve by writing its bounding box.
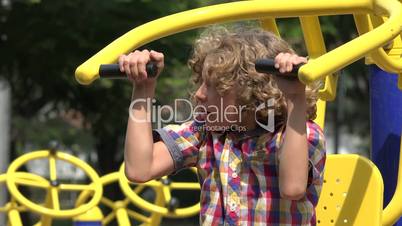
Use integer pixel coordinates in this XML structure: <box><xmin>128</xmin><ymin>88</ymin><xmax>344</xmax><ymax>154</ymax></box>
<box><xmin>153</xmin><ymin>121</ymin><xmax>204</xmax><ymax>171</ymax></box>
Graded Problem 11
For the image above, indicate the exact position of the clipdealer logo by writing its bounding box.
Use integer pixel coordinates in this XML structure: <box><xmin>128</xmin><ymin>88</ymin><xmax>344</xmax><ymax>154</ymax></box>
<box><xmin>128</xmin><ymin>98</ymin><xmax>275</xmax><ymax>132</ymax></box>
<box><xmin>254</xmin><ymin>98</ymin><xmax>275</xmax><ymax>132</ymax></box>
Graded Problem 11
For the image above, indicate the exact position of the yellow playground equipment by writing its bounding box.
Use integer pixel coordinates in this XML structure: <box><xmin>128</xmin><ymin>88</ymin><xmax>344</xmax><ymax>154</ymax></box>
<box><xmin>2</xmin><ymin>146</ymin><xmax>200</xmax><ymax>225</ymax></box>
<box><xmin>0</xmin><ymin>173</ymin><xmax>46</xmax><ymax>226</ymax></box>
<box><xmin>315</xmin><ymin>137</ymin><xmax>402</xmax><ymax>226</ymax></box>
<box><xmin>118</xmin><ymin>165</ymin><xmax>200</xmax><ymax>218</ymax></box>
<box><xmin>5</xmin><ymin>147</ymin><xmax>103</xmax><ymax>225</ymax></box>
<box><xmin>75</xmin><ymin>171</ymin><xmax>164</xmax><ymax>226</ymax></box>
<box><xmin>73</xmin><ymin>166</ymin><xmax>200</xmax><ymax>225</ymax></box>
<box><xmin>74</xmin><ymin>0</ymin><xmax>402</xmax><ymax>225</ymax></box>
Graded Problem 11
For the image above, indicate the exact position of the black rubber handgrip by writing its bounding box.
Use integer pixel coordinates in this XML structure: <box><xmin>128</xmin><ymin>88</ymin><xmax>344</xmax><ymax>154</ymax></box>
<box><xmin>255</xmin><ymin>59</ymin><xmax>305</xmax><ymax>80</ymax></box>
<box><xmin>99</xmin><ymin>62</ymin><xmax>158</xmax><ymax>79</ymax></box>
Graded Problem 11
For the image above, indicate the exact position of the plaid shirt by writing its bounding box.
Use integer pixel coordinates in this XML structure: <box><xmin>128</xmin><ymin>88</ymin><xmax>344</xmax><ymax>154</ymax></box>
<box><xmin>154</xmin><ymin>120</ymin><xmax>326</xmax><ymax>226</ymax></box>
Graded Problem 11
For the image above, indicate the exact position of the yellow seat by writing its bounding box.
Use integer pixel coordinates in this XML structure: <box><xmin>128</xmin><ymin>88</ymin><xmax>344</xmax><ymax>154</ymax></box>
<box><xmin>316</xmin><ymin>154</ymin><xmax>384</xmax><ymax>226</ymax></box>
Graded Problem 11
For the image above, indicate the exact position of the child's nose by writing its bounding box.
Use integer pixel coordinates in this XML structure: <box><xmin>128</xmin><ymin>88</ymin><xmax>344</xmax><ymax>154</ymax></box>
<box><xmin>195</xmin><ymin>83</ymin><xmax>207</xmax><ymax>103</ymax></box>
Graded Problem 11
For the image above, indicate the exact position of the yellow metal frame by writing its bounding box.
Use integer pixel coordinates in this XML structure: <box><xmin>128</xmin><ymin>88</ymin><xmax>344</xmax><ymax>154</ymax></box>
<box><xmin>118</xmin><ymin>164</ymin><xmax>200</xmax><ymax>218</ymax></box>
<box><xmin>75</xmin><ymin>0</ymin><xmax>402</xmax><ymax>86</ymax></box>
<box><xmin>6</xmin><ymin>150</ymin><xmax>103</xmax><ymax>220</ymax></box>
<box><xmin>354</xmin><ymin>13</ymin><xmax>402</xmax><ymax>90</ymax></box>
<box><xmin>75</xmin><ymin>172</ymin><xmax>163</xmax><ymax>226</ymax></box>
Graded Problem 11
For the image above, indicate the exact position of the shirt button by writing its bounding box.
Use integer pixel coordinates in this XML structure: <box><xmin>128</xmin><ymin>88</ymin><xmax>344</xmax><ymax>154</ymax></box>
<box><xmin>230</xmin><ymin>163</ymin><xmax>237</xmax><ymax>170</ymax></box>
<box><xmin>229</xmin><ymin>202</ymin><xmax>237</xmax><ymax>212</ymax></box>
<box><xmin>231</xmin><ymin>172</ymin><xmax>238</xmax><ymax>178</ymax></box>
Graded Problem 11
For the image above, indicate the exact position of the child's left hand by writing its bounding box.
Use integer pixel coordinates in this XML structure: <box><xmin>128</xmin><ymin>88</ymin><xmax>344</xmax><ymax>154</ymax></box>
<box><xmin>274</xmin><ymin>52</ymin><xmax>308</xmax><ymax>97</ymax></box>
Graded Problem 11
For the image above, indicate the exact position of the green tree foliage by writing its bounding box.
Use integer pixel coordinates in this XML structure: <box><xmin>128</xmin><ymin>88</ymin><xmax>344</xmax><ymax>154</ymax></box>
<box><xmin>1</xmin><ymin>0</ymin><xmax>209</xmax><ymax>174</ymax></box>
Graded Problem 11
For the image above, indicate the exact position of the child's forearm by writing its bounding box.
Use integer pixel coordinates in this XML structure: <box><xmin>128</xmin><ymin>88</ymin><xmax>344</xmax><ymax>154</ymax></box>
<box><xmin>124</xmin><ymin>83</ymin><xmax>156</xmax><ymax>182</ymax></box>
<box><xmin>278</xmin><ymin>94</ymin><xmax>309</xmax><ymax>200</ymax></box>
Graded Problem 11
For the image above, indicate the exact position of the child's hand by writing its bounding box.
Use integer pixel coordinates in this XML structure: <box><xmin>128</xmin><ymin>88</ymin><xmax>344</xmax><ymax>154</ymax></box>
<box><xmin>274</xmin><ymin>53</ymin><xmax>308</xmax><ymax>96</ymax></box>
<box><xmin>118</xmin><ymin>49</ymin><xmax>164</xmax><ymax>86</ymax></box>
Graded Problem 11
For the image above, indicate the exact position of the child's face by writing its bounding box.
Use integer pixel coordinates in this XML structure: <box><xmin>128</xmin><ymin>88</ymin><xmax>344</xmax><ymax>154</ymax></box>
<box><xmin>194</xmin><ymin>80</ymin><xmax>243</xmax><ymax>132</ymax></box>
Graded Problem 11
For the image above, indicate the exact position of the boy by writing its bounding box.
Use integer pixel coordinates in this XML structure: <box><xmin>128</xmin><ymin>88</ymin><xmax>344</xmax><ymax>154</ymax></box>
<box><xmin>121</xmin><ymin>27</ymin><xmax>326</xmax><ymax>225</ymax></box>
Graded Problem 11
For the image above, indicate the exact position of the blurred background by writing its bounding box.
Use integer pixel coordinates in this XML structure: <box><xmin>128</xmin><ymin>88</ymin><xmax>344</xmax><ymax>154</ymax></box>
<box><xmin>0</xmin><ymin>0</ymin><xmax>371</xmax><ymax>225</ymax></box>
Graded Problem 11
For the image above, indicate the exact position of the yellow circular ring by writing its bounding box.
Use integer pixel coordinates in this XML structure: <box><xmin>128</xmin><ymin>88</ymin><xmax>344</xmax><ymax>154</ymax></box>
<box><xmin>75</xmin><ymin>172</ymin><xmax>146</xmax><ymax>206</ymax></box>
<box><xmin>118</xmin><ymin>163</ymin><xmax>200</xmax><ymax>218</ymax></box>
<box><xmin>76</xmin><ymin>172</ymin><xmax>163</xmax><ymax>225</ymax></box>
<box><xmin>6</xmin><ymin>150</ymin><xmax>103</xmax><ymax>218</ymax></box>
<box><xmin>0</xmin><ymin>172</ymin><xmax>48</xmax><ymax>213</ymax></box>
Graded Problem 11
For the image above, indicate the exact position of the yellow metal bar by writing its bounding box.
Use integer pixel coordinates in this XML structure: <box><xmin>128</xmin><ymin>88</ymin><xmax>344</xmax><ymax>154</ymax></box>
<box><xmin>49</xmin><ymin>155</ymin><xmax>57</xmax><ymax>182</ymax></box>
<box><xmin>103</xmin><ymin>212</ymin><xmax>116</xmax><ymax>225</ymax></box>
<box><xmin>354</xmin><ymin>14</ymin><xmax>402</xmax><ymax>89</ymax></box>
<box><xmin>133</xmin><ymin>184</ymin><xmax>145</xmax><ymax>194</ymax></box>
<box><xmin>50</xmin><ymin>188</ymin><xmax>60</xmax><ymax>210</ymax></box>
<box><xmin>141</xmin><ymin>180</ymin><xmax>162</xmax><ymax>188</ymax></box>
<box><xmin>8</xmin><ymin>209</ymin><xmax>23</xmax><ymax>226</ymax></box>
<box><xmin>75</xmin><ymin>0</ymin><xmax>373</xmax><ymax>85</ymax></box>
<box><xmin>40</xmin><ymin>193</ymin><xmax>53</xmax><ymax>226</ymax></box>
<box><xmin>299</xmin><ymin>16</ymin><xmax>326</xmax><ymax>57</ymax></box>
<box><xmin>59</xmin><ymin>184</ymin><xmax>94</xmax><ymax>191</ymax></box>
<box><xmin>14</xmin><ymin>177</ymin><xmax>49</xmax><ymax>189</ymax></box>
<box><xmin>259</xmin><ymin>18</ymin><xmax>280</xmax><ymax>36</ymax></box>
<box><xmin>354</xmin><ymin>14</ymin><xmax>387</xmax><ymax>66</ymax></box>
<box><xmin>122</xmin><ymin>197</ymin><xmax>131</xmax><ymax>207</ymax></box>
<box><xmin>126</xmin><ymin>209</ymin><xmax>151</xmax><ymax>223</ymax></box>
<box><xmin>354</xmin><ymin>14</ymin><xmax>373</xmax><ymax>35</ymax></box>
<box><xmin>116</xmin><ymin>208</ymin><xmax>131</xmax><ymax>226</ymax></box>
<box><xmin>162</xmin><ymin>186</ymin><xmax>172</xmax><ymax>203</ymax></box>
<box><xmin>150</xmin><ymin>188</ymin><xmax>164</xmax><ymax>226</ymax></box>
<box><xmin>298</xmin><ymin>16</ymin><xmax>328</xmax><ymax>129</ymax></box>
<box><xmin>354</xmin><ymin>14</ymin><xmax>398</xmax><ymax>70</ymax></box>
<box><xmin>300</xmin><ymin>16</ymin><xmax>338</xmax><ymax>101</ymax></box>
<box><xmin>367</xmin><ymin>15</ymin><xmax>402</xmax><ymax>73</ymax></box>
<box><xmin>313</xmin><ymin>99</ymin><xmax>326</xmax><ymax>129</ymax></box>
<box><xmin>100</xmin><ymin>197</ymin><xmax>115</xmax><ymax>209</ymax></box>
<box><xmin>382</xmin><ymin>136</ymin><xmax>402</xmax><ymax>226</ymax></box>
<box><xmin>170</xmin><ymin>182</ymin><xmax>200</xmax><ymax>190</ymax></box>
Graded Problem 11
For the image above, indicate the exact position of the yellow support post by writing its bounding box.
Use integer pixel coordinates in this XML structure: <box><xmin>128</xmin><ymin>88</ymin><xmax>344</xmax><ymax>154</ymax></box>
<box><xmin>314</xmin><ymin>99</ymin><xmax>326</xmax><ymax>130</ymax></box>
<box><xmin>259</xmin><ymin>18</ymin><xmax>281</xmax><ymax>37</ymax></box>
<box><xmin>116</xmin><ymin>207</ymin><xmax>131</xmax><ymax>226</ymax></box>
<box><xmin>300</xmin><ymin>16</ymin><xmax>338</xmax><ymax>103</ymax></box>
<box><xmin>8</xmin><ymin>209</ymin><xmax>22</xmax><ymax>226</ymax></box>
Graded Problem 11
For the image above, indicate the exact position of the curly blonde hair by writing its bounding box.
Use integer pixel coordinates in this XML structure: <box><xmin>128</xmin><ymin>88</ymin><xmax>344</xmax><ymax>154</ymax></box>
<box><xmin>188</xmin><ymin>26</ymin><xmax>319</xmax><ymax>128</ymax></box>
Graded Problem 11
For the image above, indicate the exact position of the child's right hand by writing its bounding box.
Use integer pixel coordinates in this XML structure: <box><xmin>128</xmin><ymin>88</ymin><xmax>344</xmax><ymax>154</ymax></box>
<box><xmin>118</xmin><ymin>49</ymin><xmax>164</xmax><ymax>86</ymax></box>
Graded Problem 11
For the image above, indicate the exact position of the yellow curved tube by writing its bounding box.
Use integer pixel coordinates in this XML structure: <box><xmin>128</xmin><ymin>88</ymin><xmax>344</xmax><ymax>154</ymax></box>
<box><xmin>298</xmin><ymin>0</ymin><xmax>402</xmax><ymax>83</ymax></box>
<box><xmin>118</xmin><ymin>164</ymin><xmax>200</xmax><ymax>218</ymax></box>
<box><xmin>353</xmin><ymin>14</ymin><xmax>401</xmax><ymax>73</ymax></box>
<box><xmin>75</xmin><ymin>0</ymin><xmax>374</xmax><ymax>85</ymax></box>
<box><xmin>75</xmin><ymin>172</ymin><xmax>164</xmax><ymax>225</ymax></box>
<box><xmin>368</xmin><ymin>15</ymin><xmax>402</xmax><ymax>72</ymax></box>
